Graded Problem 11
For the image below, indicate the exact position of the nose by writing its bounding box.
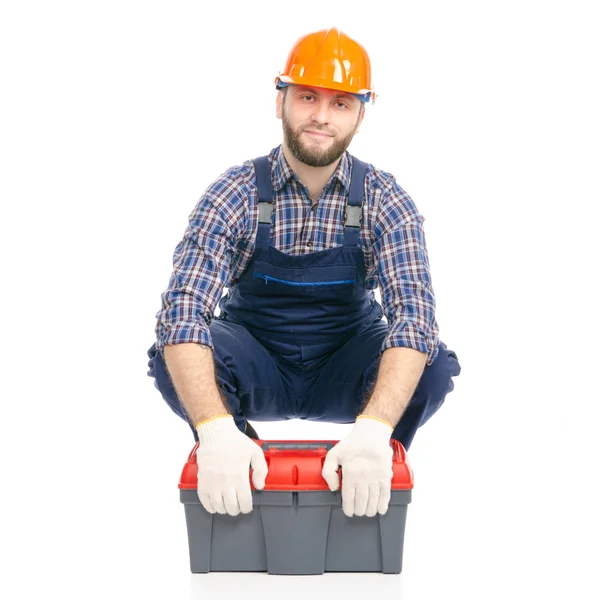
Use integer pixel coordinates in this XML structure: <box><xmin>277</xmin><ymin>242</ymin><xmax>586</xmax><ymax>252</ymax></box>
<box><xmin>310</xmin><ymin>100</ymin><xmax>331</xmax><ymax>125</ymax></box>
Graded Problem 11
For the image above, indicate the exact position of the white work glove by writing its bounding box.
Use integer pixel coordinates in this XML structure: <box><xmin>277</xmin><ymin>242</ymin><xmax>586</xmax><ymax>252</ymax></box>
<box><xmin>322</xmin><ymin>416</ymin><xmax>394</xmax><ymax>517</ymax></box>
<box><xmin>195</xmin><ymin>415</ymin><xmax>268</xmax><ymax>516</ymax></box>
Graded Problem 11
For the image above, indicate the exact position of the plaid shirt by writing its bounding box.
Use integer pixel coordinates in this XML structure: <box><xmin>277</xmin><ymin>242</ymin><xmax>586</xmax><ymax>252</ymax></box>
<box><xmin>155</xmin><ymin>145</ymin><xmax>440</xmax><ymax>365</ymax></box>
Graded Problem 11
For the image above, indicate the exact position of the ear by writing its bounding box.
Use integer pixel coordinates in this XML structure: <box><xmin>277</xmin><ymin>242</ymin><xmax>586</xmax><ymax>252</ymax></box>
<box><xmin>276</xmin><ymin>91</ymin><xmax>283</xmax><ymax>120</ymax></box>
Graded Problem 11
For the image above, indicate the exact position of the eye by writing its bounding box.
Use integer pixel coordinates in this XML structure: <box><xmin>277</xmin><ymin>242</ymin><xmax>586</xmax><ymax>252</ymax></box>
<box><xmin>302</xmin><ymin>95</ymin><xmax>314</xmax><ymax>102</ymax></box>
<box><xmin>335</xmin><ymin>101</ymin><xmax>348</xmax><ymax>109</ymax></box>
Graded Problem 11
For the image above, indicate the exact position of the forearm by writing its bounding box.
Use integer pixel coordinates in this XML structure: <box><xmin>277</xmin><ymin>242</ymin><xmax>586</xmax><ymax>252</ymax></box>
<box><xmin>361</xmin><ymin>347</ymin><xmax>428</xmax><ymax>428</ymax></box>
<box><xmin>163</xmin><ymin>343</ymin><xmax>229</xmax><ymax>425</ymax></box>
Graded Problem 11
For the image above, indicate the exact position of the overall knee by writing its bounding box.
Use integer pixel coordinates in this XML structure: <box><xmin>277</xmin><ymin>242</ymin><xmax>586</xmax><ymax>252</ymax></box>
<box><xmin>147</xmin><ymin>343</ymin><xmax>170</xmax><ymax>394</ymax></box>
<box><xmin>422</xmin><ymin>342</ymin><xmax>461</xmax><ymax>397</ymax></box>
<box><xmin>146</xmin><ymin>343</ymin><xmax>190</xmax><ymax>420</ymax></box>
<box><xmin>406</xmin><ymin>343</ymin><xmax>461</xmax><ymax>421</ymax></box>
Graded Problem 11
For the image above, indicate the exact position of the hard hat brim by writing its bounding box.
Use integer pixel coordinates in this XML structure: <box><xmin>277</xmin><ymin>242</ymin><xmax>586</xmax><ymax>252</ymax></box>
<box><xmin>275</xmin><ymin>76</ymin><xmax>374</xmax><ymax>103</ymax></box>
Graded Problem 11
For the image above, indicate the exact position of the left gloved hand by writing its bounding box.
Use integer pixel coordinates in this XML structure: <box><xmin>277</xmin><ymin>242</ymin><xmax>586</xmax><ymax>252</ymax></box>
<box><xmin>322</xmin><ymin>416</ymin><xmax>394</xmax><ymax>517</ymax></box>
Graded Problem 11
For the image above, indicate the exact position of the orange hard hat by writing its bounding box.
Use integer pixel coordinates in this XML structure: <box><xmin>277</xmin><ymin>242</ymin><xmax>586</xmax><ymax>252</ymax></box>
<box><xmin>275</xmin><ymin>28</ymin><xmax>376</xmax><ymax>103</ymax></box>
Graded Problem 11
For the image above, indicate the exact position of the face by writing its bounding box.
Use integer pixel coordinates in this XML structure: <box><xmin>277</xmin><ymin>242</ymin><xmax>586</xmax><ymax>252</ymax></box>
<box><xmin>276</xmin><ymin>85</ymin><xmax>364</xmax><ymax>167</ymax></box>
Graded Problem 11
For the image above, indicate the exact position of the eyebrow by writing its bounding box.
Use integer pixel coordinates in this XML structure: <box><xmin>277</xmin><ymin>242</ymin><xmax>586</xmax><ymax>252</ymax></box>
<box><xmin>298</xmin><ymin>86</ymin><xmax>355</xmax><ymax>101</ymax></box>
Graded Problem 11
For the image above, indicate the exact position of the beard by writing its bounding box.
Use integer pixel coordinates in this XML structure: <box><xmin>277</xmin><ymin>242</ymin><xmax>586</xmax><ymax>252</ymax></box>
<box><xmin>282</xmin><ymin>105</ymin><xmax>360</xmax><ymax>168</ymax></box>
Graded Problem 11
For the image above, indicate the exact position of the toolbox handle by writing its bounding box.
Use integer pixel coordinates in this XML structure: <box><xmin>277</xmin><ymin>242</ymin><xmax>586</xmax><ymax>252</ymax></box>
<box><xmin>261</xmin><ymin>440</ymin><xmax>403</xmax><ymax>459</ymax></box>
<box><xmin>180</xmin><ymin>439</ymin><xmax>410</xmax><ymax>490</ymax></box>
<box><xmin>261</xmin><ymin>441</ymin><xmax>336</xmax><ymax>452</ymax></box>
<box><xmin>183</xmin><ymin>440</ymin><xmax>335</xmax><ymax>463</ymax></box>
<box><xmin>186</xmin><ymin>439</ymin><xmax>403</xmax><ymax>460</ymax></box>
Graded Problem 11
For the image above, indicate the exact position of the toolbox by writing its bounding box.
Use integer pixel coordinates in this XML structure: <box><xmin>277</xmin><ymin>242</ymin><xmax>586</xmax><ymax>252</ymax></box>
<box><xmin>179</xmin><ymin>439</ymin><xmax>413</xmax><ymax>575</ymax></box>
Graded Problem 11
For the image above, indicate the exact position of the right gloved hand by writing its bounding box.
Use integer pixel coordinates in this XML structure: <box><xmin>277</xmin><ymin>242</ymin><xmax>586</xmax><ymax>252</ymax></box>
<box><xmin>195</xmin><ymin>415</ymin><xmax>268</xmax><ymax>516</ymax></box>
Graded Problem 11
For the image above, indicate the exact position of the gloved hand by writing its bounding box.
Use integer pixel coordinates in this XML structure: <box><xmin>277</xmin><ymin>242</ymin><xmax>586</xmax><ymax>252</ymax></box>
<box><xmin>195</xmin><ymin>415</ymin><xmax>268</xmax><ymax>516</ymax></box>
<box><xmin>322</xmin><ymin>416</ymin><xmax>394</xmax><ymax>517</ymax></box>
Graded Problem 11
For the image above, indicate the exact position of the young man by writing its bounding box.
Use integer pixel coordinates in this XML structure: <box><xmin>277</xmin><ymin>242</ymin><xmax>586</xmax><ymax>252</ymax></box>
<box><xmin>147</xmin><ymin>28</ymin><xmax>461</xmax><ymax>519</ymax></box>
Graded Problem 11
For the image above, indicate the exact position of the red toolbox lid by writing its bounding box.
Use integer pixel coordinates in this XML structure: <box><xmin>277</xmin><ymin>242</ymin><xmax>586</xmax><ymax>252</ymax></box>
<box><xmin>179</xmin><ymin>439</ymin><xmax>413</xmax><ymax>491</ymax></box>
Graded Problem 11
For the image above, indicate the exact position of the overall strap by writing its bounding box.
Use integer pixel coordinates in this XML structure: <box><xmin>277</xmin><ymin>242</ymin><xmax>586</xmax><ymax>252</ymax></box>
<box><xmin>252</xmin><ymin>156</ymin><xmax>273</xmax><ymax>247</ymax></box>
<box><xmin>343</xmin><ymin>157</ymin><xmax>368</xmax><ymax>247</ymax></box>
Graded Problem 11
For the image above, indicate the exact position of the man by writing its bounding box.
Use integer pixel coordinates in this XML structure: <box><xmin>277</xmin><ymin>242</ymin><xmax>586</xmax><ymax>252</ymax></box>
<box><xmin>147</xmin><ymin>28</ymin><xmax>461</xmax><ymax>520</ymax></box>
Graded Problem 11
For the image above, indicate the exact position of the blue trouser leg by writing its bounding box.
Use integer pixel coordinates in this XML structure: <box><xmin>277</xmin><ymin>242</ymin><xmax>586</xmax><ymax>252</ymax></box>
<box><xmin>147</xmin><ymin>319</ymin><xmax>461</xmax><ymax>449</ymax></box>
<box><xmin>302</xmin><ymin>321</ymin><xmax>462</xmax><ymax>450</ymax></box>
<box><xmin>390</xmin><ymin>340</ymin><xmax>461</xmax><ymax>449</ymax></box>
<box><xmin>208</xmin><ymin>319</ymin><xmax>291</xmax><ymax>425</ymax></box>
<box><xmin>146</xmin><ymin>342</ymin><xmax>199</xmax><ymax>440</ymax></box>
<box><xmin>146</xmin><ymin>319</ymin><xmax>289</xmax><ymax>441</ymax></box>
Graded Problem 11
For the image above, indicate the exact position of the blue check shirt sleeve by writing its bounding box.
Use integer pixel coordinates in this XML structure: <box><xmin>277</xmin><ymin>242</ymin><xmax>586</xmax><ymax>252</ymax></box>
<box><xmin>374</xmin><ymin>182</ymin><xmax>440</xmax><ymax>366</ymax></box>
<box><xmin>154</xmin><ymin>171</ymin><xmax>249</xmax><ymax>352</ymax></box>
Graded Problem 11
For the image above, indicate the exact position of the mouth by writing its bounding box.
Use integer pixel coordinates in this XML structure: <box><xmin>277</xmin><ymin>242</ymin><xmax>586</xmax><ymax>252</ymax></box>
<box><xmin>303</xmin><ymin>129</ymin><xmax>333</xmax><ymax>139</ymax></box>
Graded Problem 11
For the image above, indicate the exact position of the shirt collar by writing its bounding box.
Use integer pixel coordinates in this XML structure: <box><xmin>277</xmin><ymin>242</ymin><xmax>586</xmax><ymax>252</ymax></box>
<box><xmin>271</xmin><ymin>145</ymin><xmax>352</xmax><ymax>193</ymax></box>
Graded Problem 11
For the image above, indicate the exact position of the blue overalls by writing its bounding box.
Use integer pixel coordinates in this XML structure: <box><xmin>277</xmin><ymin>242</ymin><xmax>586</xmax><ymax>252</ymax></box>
<box><xmin>147</xmin><ymin>155</ymin><xmax>461</xmax><ymax>449</ymax></box>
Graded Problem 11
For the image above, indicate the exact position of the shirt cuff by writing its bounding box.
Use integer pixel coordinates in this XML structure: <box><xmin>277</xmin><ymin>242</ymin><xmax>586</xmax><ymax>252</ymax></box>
<box><xmin>383</xmin><ymin>322</ymin><xmax>439</xmax><ymax>366</ymax></box>
<box><xmin>156</xmin><ymin>320</ymin><xmax>213</xmax><ymax>352</ymax></box>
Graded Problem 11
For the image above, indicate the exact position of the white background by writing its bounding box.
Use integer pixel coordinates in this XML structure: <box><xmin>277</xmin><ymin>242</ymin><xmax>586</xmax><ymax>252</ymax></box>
<box><xmin>1</xmin><ymin>1</ymin><xmax>599</xmax><ymax>598</ymax></box>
